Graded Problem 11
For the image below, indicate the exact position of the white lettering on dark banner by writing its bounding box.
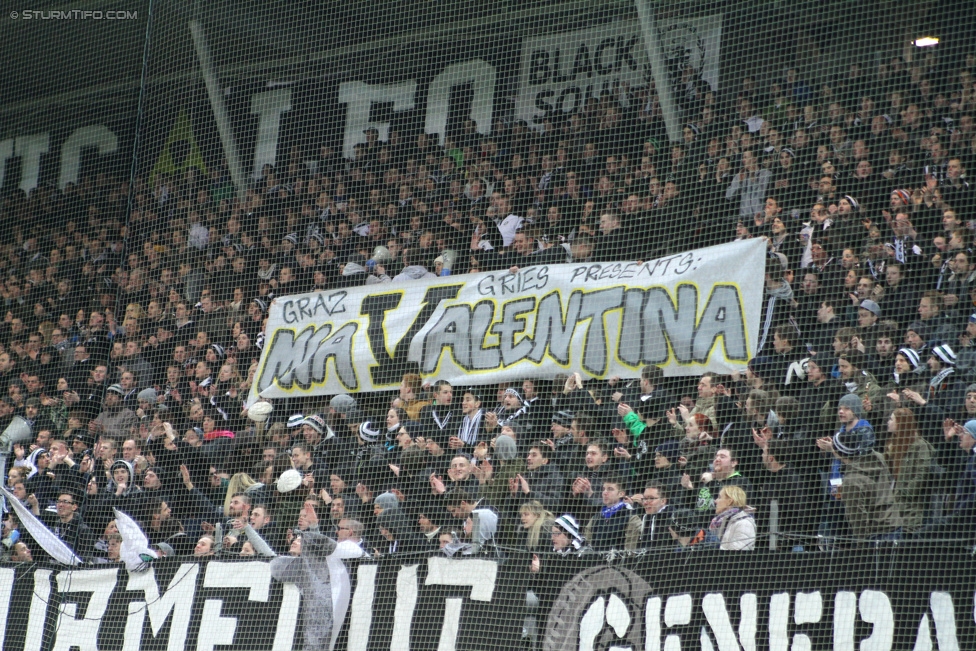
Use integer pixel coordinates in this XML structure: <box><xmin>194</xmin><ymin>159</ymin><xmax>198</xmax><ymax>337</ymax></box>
<box><xmin>122</xmin><ymin>564</ymin><xmax>198</xmax><ymax>651</ymax></box>
<box><xmin>0</xmin><ymin>552</ymin><xmax>971</xmax><ymax>651</ymax></box>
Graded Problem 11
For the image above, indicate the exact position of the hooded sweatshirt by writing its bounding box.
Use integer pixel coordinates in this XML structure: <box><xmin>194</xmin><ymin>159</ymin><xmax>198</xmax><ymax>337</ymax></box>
<box><xmin>375</xmin><ymin>508</ymin><xmax>426</xmax><ymax>555</ymax></box>
<box><xmin>341</xmin><ymin>262</ymin><xmax>390</xmax><ymax>285</ymax></box>
<box><xmin>84</xmin><ymin>459</ymin><xmax>145</xmax><ymax>533</ymax></box>
<box><xmin>270</xmin><ymin>532</ymin><xmax>338</xmax><ymax>651</ymax></box>
<box><xmin>443</xmin><ymin>508</ymin><xmax>500</xmax><ymax>557</ymax></box>
<box><xmin>393</xmin><ymin>265</ymin><xmax>437</xmax><ymax>282</ymax></box>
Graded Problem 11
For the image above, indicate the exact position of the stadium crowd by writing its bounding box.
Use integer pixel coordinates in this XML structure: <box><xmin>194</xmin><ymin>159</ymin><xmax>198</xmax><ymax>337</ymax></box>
<box><xmin>3</xmin><ymin>47</ymin><xmax>976</xmax><ymax>579</ymax></box>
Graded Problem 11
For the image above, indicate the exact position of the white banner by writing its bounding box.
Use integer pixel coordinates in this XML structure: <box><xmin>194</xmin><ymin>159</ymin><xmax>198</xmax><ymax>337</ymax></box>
<box><xmin>248</xmin><ymin>239</ymin><xmax>766</xmax><ymax>400</ymax></box>
<box><xmin>515</xmin><ymin>15</ymin><xmax>722</xmax><ymax>128</ymax></box>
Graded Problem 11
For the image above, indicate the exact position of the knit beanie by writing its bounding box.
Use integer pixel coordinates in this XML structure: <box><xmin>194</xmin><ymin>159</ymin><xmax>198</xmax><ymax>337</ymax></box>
<box><xmin>897</xmin><ymin>348</ymin><xmax>920</xmax><ymax>370</ymax></box>
<box><xmin>494</xmin><ymin>435</ymin><xmax>518</xmax><ymax>461</ymax></box>
<box><xmin>833</xmin><ymin>425</ymin><xmax>875</xmax><ymax>457</ymax></box>
<box><xmin>358</xmin><ymin>421</ymin><xmax>381</xmax><ymax>443</ymax></box>
<box><xmin>931</xmin><ymin>344</ymin><xmax>956</xmax><ymax>366</ymax></box>
<box><xmin>553</xmin><ymin>514</ymin><xmax>584</xmax><ymax>550</ymax></box>
<box><xmin>838</xmin><ymin>393</ymin><xmax>863</xmax><ymax>419</ymax></box>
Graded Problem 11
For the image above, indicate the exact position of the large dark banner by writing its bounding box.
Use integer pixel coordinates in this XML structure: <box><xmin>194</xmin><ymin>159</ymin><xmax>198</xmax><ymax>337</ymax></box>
<box><xmin>1</xmin><ymin>544</ymin><xmax>974</xmax><ymax>651</ymax></box>
<box><xmin>0</xmin><ymin>554</ymin><xmax>527</xmax><ymax>651</ymax></box>
<box><xmin>543</xmin><ymin>545</ymin><xmax>976</xmax><ymax>651</ymax></box>
<box><xmin>0</xmin><ymin>41</ymin><xmax>519</xmax><ymax>195</ymax></box>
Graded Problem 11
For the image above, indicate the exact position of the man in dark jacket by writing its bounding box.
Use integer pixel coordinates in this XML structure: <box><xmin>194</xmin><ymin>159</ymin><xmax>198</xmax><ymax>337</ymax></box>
<box><xmin>550</xmin><ymin>414</ymin><xmax>590</xmax><ymax>479</ymax></box>
<box><xmin>565</xmin><ymin>439</ymin><xmax>629</xmax><ymax>522</ymax></box>
<box><xmin>509</xmin><ymin>442</ymin><xmax>564</xmax><ymax>514</ymax></box>
<box><xmin>636</xmin><ymin>482</ymin><xmax>673</xmax><ymax>548</ymax></box>
<box><xmin>797</xmin><ymin>357</ymin><xmax>846</xmax><ymax>438</ymax></box>
<box><xmin>593</xmin><ymin>211</ymin><xmax>634</xmax><ymax>262</ymax></box>
<box><xmin>584</xmin><ymin>477</ymin><xmax>639</xmax><ymax>551</ymax></box>
<box><xmin>36</xmin><ymin>491</ymin><xmax>96</xmax><ymax>560</ymax></box>
<box><xmin>417</xmin><ymin>381</ymin><xmax>457</xmax><ymax>449</ymax></box>
<box><xmin>754</xmin><ymin>438</ymin><xmax>815</xmax><ymax>544</ymax></box>
<box><xmin>940</xmin><ymin>419</ymin><xmax>976</xmax><ymax>539</ymax></box>
<box><xmin>683</xmin><ymin>447</ymin><xmax>754</xmax><ymax>513</ymax></box>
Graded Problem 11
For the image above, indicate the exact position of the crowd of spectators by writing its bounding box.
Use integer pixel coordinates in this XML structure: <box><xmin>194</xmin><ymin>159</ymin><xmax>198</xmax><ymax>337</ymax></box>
<box><xmin>2</xmin><ymin>48</ymin><xmax>976</xmax><ymax>596</ymax></box>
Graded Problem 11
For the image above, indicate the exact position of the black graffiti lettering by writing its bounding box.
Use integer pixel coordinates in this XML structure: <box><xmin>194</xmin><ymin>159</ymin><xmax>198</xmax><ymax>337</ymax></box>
<box><xmin>360</xmin><ymin>292</ymin><xmax>403</xmax><ymax>385</ymax></box>
<box><xmin>529</xmin><ymin>50</ymin><xmax>550</xmax><ymax>85</ymax></box>
<box><xmin>313</xmin><ymin>291</ymin><xmax>347</xmax><ymax>317</ymax></box>
<box><xmin>418</xmin><ymin>299</ymin><xmax>503</xmax><ymax>373</ymax></box>
<box><xmin>519</xmin><ymin>266</ymin><xmax>549</xmax><ymax>294</ymax></box>
<box><xmin>578</xmin><ymin>287</ymin><xmax>624</xmax><ymax>375</ymax></box>
<box><xmin>650</xmin><ymin>257</ymin><xmax>671</xmax><ymax>276</ymax></box>
<box><xmin>556</xmin><ymin>86</ymin><xmax>581</xmax><ymax>114</ymax></box>
<box><xmin>585</xmin><ymin>266</ymin><xmax>600</xmax><ymax>281</ymax></box>
<box><xmin>308</xmin><ymin>322</ymin><xmax>360</xmax><ymax>389</ymax></box>
<box><xmin>281</xmin><ymin>291</ymin><xmax>347</xmax><ymax>323</ymax></box>
<box><xmin>572</xmin><ymin>43</ymin><xmax>594</xmax><ymax>80</ymax></box>
<box><xmin>256</xmin><ymin>323</ymin><xmax>360</xmax><ymax>392</ymax></box>
<box><xmin>552</xmin><ymin>48</ymin><xmax>570</xmax><ymax>84</ymax></box>
<box><xmin>491</xmin><ymin>298</ymin><xmax>536</xmax><ymax>366</ymax></box>
<box><xmin>256</xmin><ymin>325</ymin><xmax>332</xmax><ymax>394</ymax></box>
<box><xmin>422</xmin><ymin>305</ymin><xmax>473</xmax><ymax>373</ymax></box>
<box><xmin>594</xmin><ymin>38</ymin><xmax>615</xmax><ymax>74</ymax></box>
<box><xmin>361</xmin><ymin>285</ymin><xmax>463</xmax><ymax>385</ymax></box>
<box><xmin>598</xmin><ymin>263</ymin><xmax>623</xmax><ymax>280</ymax></box>
<box><xmin>615</xmin><ymin>35</ymin><xmax>640</xmax><ymax>71</ymax></box>
<box><xmin>477</xmin><ymin>267</ymin><xmax>551</xmax><ymax>297</ymax></box>
<box><xmin>477</xmin><ymin>275</ymin><xmax>497</xmax><ymax>296</ymax></box>
<box><xmin>537</xmin><ymin>266</ymin><xmax>549</xmax><ymax>286</ymax></box>
<box><xmin>528</xmin><ymin>291</ymin><xmax>582</xmax><ymax>364</ymax></box>
<box><xmin>534</xmin><ymin>90</ymin><xmax>555</xmax><ymax>116</ymax></box>
<box><xmin>281</xmin><ymin>300</ymin><xmax>297</xmax><ymax>324</ymax></box>
<box><xmin>470</xmin><ymin>301</ymin><xmax>501</xmax><ymax>370</ymax></box>
<box><xmin>635</xmin><ymin>263</ymin><xmax>655</xmax><ymax>279</ymax></box>
<box><xmin>674</xmin><ymin>252</ymin><xmax>694</xmax><ymax>275</ymax></box>
<box><xmin>570</xmin><ymin>267</ymin><xmax>588</xmax><ymax>283</ymax></box>
<box><xmin>618</xmin><ymin>262</ymin><xmax>638</xmax><ymax>279</ymax></box>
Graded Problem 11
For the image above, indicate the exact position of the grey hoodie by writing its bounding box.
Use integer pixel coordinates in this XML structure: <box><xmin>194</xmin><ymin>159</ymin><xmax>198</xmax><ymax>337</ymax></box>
<box><xmin>270</xmin><ymin>532</ymin><xmax>338</xmax><ymax>651</ymax></box>
<box><xmin>444</xmin><ymin>508</ymin><xmax>500</xmax><ymax>557</ymax></box>
<box><xmin>393</xmin><ymin>265</ymin><xmax>437</xmax><ymax>282</ymax></box>
<box><xmin>109</xmin><ymin>459</ymin><xmax>137</xmax><ymax>495</ymax></box>
<box><xmin>342</xmin><ymin>262</ymin><xmax>390</xmax><ymax>284</ymax></box>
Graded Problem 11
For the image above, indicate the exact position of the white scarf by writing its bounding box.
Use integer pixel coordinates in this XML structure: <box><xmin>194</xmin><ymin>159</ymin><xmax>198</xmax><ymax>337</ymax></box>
<box><xmin>458</xmin><ymin>409</ymin><xmax>483</xmax><ymax>445</ymax></box>
<box><xmin>930</xmin><ymin>366</ymin><xmax>955</xmax><ymax>391</ymax></box>
<box><xmin>431</xmin><ymin>406</ymin><xmax>453</xmax><ymax>431</ymax></box>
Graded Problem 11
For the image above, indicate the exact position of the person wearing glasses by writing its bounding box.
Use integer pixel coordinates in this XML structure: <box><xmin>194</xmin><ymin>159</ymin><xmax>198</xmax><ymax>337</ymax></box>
<box><xmin>30</xmin><ymin>491</ymin><xmax>95</xmax><ymax>560</ymax></box>
<box><xmin>335</xmin><ymin>519</ymin><xmax>368</xmax><ymax>556</ymax></box>
<box><xmin>635</xmin><ymin>482</ymin><xmax>672</xmax><ymax>549</ymax></box>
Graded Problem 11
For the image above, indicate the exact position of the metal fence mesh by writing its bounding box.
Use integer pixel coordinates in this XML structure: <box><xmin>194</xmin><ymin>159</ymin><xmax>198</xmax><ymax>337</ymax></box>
<box><xmin>1</xmin><ymin>1</ymin><xmax>976</xmax><ymax>649</ymax></box>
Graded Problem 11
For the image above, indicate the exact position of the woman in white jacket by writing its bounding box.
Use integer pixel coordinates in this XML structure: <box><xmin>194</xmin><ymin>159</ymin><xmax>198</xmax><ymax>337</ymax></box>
<box><xmin>708</xmin><ymin>485</ymin><xmax>756</xmax><ymax>550</ymax></box>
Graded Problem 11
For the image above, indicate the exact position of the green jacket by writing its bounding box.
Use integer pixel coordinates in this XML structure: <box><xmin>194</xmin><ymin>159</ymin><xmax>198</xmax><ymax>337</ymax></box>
<box><xmin>891</xmin><ymin>437</ymin><xmax>935</xmax><ymax>532</ymax></box>
<box><xmin>842</xmin><ymin>451</ymin><xmax>903</xmax><ymax>539</ymax></box>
